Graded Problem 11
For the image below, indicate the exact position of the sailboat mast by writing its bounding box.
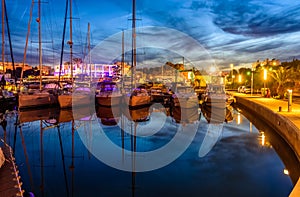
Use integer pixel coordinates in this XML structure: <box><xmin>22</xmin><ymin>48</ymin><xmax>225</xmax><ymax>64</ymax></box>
<box><xmin>131</xmin><ymin>0</ymin><xmax>136</xmax><ymax>89</ymax></box>
<box><xmin>1</xmin><ymin>0</ymin><xmax>4</xmax><ymax>73</ymax></box>
<box><xmin>121</xmin><ymin>30</ymin><xmax>124</xmax><ymax>92</ymax></box>
<box><xmin>21</xmin><ymin>0</ymin><xmax>34</xmax><ymax>84</ymax></box>
<box><xmin>58</xmin><ymin>0</ymin><xmax>69</xmax><ymax>83</ymax></box>
<box><xmin>88</xmin><ymin>22</ymin><xmax>91</xmax><ymax>84</ymax></box>
<box><xmin>38</xmin><ymin>0</ymin><xmax>43</xmax><ymax>91</ymax></box>
<box><xmin>69</xmin><ymin>0</ymin><xmax>73</xmax><ymax>87</ymax></box>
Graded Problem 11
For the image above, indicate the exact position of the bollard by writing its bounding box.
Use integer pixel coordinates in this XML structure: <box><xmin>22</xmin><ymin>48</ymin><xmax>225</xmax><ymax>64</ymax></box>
<box><xmin>278</xmin><ymin>106</ymin><xmax>282</xmax><ymax>112</ymax></box>
<box><xmin>287</xmin><ymin>89</ymin><xmax>292</xmax><ymax>112</ymax></box>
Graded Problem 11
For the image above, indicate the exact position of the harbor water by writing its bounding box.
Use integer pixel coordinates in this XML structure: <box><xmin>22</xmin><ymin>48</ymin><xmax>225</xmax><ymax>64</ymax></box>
<box><xmin>0</xmin><ymin>105</ymin><xmax>296</xmax><ymax>197</ymax></box>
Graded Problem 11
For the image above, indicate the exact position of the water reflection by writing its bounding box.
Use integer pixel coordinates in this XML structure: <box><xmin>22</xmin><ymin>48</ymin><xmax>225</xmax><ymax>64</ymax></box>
<box><xmin>234</xmin><ymin>104</ymin><xmax>300</xmax><ymax>185</ymax></box>
<box><xmin>0</xmin><ymin>105</ymin><xmax>295</xmax><ymax>197</ymax></box>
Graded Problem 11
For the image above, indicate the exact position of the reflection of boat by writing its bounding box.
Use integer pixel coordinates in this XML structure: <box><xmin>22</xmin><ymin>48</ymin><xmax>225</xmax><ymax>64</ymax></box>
<box><xmin>96</xmin><ymin>82</ymin><xmax>122</xmax><ymax>106</ymax></box>
<box><xmin>123</xmin><ymin>105</ymin><xmax>150</xmax><ymax>122</ymax></box>
<box><xmin>18</xmin><ymin>107</ymin><xmax>59</xmax><ymax>124</ymax></box>
<box><xmin>96</xmin><ymin>105</ymin><xmax>121</xmax><ymax>125</ymax></box>
<box><xmin>58</xmin><ymin>86</ymin><xmax>92</xmax><ymax>109</ymax></box>
<box><xmin>172</xmin><ymin>86</ymin><xmax>199</xmax><ymax>108</ymax></box>
<box><xmin>201</xmin><ymin>104</ymin><xmax>233</xmax><ymax>124</ymax></box>
<box><xmin>124</xmin><ymin>88</ymin><xmax>151</xmax><ymax>108</ymax></box>
<box><xmin>172</xmin><ymin>107</ymin><xmax>199</xmax><ymax>123</ymax></box>
<box><xmin>201</xmin><ymin>84</ymin><xmax>234</xmax><ymax>108</ymax></box>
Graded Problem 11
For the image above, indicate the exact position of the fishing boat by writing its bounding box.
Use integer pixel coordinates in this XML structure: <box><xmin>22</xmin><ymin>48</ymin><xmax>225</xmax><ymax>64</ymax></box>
<box><xmin>96</xmin><ymin>81</ymin><xmax>122</xmax><ymax>106</ymax></box>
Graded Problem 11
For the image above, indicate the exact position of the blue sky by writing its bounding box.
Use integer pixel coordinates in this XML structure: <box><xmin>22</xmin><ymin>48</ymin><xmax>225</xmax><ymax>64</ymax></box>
<box><xmin>3</xmin><ymin>0</ymin><xmax>300</xmax><ymax>71</ymax></box>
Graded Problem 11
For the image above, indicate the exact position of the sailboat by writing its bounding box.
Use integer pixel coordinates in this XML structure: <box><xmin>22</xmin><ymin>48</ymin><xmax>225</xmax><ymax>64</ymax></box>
<box><xmin>18</xmin><ymin>0</ymin><xmax>58</xmax><ymax>109</ymax></box>
<box><xmin>123</xmin><ymin>0</ymin><xmax>151</xmax><ymax>109</ymax></box>
<box><xmin>58</xmin><ymin>1</ymin><xmax>92</xmax><ymax>109</ymax></box>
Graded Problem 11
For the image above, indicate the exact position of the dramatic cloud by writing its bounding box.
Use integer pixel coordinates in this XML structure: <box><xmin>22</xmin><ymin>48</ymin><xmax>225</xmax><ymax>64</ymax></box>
<box><xmin>3</xmin><ymin>0</ymin><xmax>300</xmax><ymax>69</ymax></box>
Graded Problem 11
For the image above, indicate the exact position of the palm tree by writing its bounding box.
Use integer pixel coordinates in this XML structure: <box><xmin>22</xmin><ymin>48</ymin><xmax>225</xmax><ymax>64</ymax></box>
<box><xmin>270</xmin><ymin>66</ymin><xmax>290</xmax><ymax>97</ymax></box>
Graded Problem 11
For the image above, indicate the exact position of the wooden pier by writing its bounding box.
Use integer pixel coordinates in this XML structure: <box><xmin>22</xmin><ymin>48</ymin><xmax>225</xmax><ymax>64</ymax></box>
<box><xmin>0</xmin><ymin>139</ymin><xmax>24</xmax><ymax>197</ymax></box>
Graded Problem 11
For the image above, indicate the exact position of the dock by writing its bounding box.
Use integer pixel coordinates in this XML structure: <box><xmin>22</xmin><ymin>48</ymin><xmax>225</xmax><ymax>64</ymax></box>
<box><xmin>0</xmin><ymin>139</ymin><xmax>24</xmax><ymax>197</ymax></box>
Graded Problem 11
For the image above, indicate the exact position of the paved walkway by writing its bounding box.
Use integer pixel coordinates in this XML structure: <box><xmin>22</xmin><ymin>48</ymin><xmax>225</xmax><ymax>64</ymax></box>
<box><xmin>0</xmin><ymin>139</ymin><xmax>24</xmax><ymax>197</ymax></box>
<box><xmin>229</xmin><ymin>92</ymin><xmax>300</xmax><ymax>197</ymax></box>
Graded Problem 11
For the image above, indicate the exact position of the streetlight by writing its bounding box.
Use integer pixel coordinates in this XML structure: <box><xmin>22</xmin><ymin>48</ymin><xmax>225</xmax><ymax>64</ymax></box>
<box><xmin>263</xmin><ymin>69</ymin><xmax>267</xmax><ymax>95</ymax></box>
<box><xmin>230</xmin><ymin>64</ymin><xmax>234</xmax><ymax>89</ymax></box>
<box><xmin>238</xmin><ymin>74</ymin><xmax>242</xmax><ymax>83</ymax></box>
<box><xmin>251</xmin><ymin>67</ymin><xmax>254</xmax><ymax>96</ymax></box>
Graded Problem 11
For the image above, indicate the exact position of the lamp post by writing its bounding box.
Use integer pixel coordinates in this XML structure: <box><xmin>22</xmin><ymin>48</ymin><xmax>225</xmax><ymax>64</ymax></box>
<box><xmin>251</xmin><ymin>64</ymin><xmax>255</xmax><ymax>96</ymax></box>
<box><xmin>230</xmin><ymin>64</ymin><xmax>233</xmax><ymax>89</ymax></box>
<box><xmin>263</xmin><ymin>69</ymin><xmax>267</xmax><ymax>95</ymax></box>
<box><xmin>238</xmin><ymin>74</ymin><xmax>242</xmax><ymax>83</ymax></box>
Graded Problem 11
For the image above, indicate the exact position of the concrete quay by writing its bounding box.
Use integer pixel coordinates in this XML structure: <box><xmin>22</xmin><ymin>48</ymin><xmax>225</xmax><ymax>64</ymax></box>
<box><xmin>230</xmin><ymin>93</ymin><xmax>300</xmax><ymax>197</ymax></box>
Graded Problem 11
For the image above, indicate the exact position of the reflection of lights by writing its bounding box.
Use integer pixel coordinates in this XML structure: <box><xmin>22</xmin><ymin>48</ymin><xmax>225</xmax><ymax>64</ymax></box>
<box><xmin>236</xmin><ymin>112</ymin><xmax>241</xmax><ymax>125</ymax></box>
<box><xmin>283</xmin><ymin>169</ymin><xmax>289</xmax><ymax>175</ymax></box>
<box><xmin>238</xmin><ymin>74</ymin><xmax>242</xmax><ymax>83</ymax></box>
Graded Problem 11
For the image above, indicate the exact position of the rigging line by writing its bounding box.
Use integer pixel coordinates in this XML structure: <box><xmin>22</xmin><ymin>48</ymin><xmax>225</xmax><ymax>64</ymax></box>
<box><xmin>72</xmin><ymin>0</ymin><xmax>84</xmax><ymax>60</ymax></box>
<box><xmin>21</xmin><ymin>0</ymin><xmax>34</xmax><ymax>84</ymax></box>
<box><xmin>4</xmin><ymin>0</ymin><xmax>16</xmax><ymax>81</ymax></box>
<box><xmin>59</xmin><ymin>0</ymin><xmax>69</xmax><ymax>83</ymax></box>
<box><xmin>1</xmin><ymin>0</ymin><xmax>4</xmax><ymax>72</ymax></box>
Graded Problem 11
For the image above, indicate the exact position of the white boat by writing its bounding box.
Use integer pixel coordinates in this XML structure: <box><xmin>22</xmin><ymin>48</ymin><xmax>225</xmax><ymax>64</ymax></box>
<box><xmin>172</xmin><ymin>86</ymin><xmax>199</xmax><ymax>108</ymax></box>
<box><xmin>18</xmin><ymin>0</ymin><xmax>58</xmax><ymax>109</ymax></box>
<box><xmin>200</xmin><ymin>83</ymin><xmax>234</xmax><ymax>109</ymax></box>
<box><xmin>58</xmin><ymin>87</ymin><xmax>92</xmax><ymax>108</ymax></box>
<box><xmin>19</xmin><ymin>90</ymin><xmax>57</xmax><ymax>109</ymax></box>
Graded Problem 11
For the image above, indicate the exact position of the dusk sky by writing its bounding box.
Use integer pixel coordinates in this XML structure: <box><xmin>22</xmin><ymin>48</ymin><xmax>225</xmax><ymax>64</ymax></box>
<box><xmin>3</xmin><ymin>0</ymin><xmax>300</xmax><ymax>71</ymax></box>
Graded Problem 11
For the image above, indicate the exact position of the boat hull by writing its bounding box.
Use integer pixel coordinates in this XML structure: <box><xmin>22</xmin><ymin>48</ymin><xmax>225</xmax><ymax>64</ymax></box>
<box><xmin>58</xmin><ymin>94</ymin><xmax>92</xmax><ymax>108</ymax></box>
<box><xmin>96</xmin><ymin>95</ymin><xmax>123</xmax><ymax>106</ymax></box>
<box><xmin>18</xmin><ymin>92</ymin><xmax>57</xmax><ymax>109</ymax></box>
<box><xmin>123</xmin><ymin>95</ymin><xmax>151</xmax><ymax>108</ymax></box>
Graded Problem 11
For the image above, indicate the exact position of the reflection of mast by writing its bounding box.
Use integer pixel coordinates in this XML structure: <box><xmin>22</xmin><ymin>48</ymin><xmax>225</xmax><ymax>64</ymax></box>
<box><xmin>69</xmin><ymin>120</ymin><xmax>75</xmax><ymax>197</ymax></box>
<box><xmin>13</xmin><ymin>114</ymin><xmax>18</xmax><ymax>152</ymax></box>
<box><xmin>40</xmin><ymin>120</ymin><xmax>45</xmax><ymax>197</ymax></box>
<box><xmin>20</xmin><ymin>127</ymin><xmax>35</xmax><ymax>193</ymax></box>
<box><xmin>131</xmin><ymin>122</ymin><xmax>137</xmax><ymax>197</ymax></box>
<box><xmin>57</xmin><ymin>125</ymin><xmax>69</xmax><ymax>196</ymax></box>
